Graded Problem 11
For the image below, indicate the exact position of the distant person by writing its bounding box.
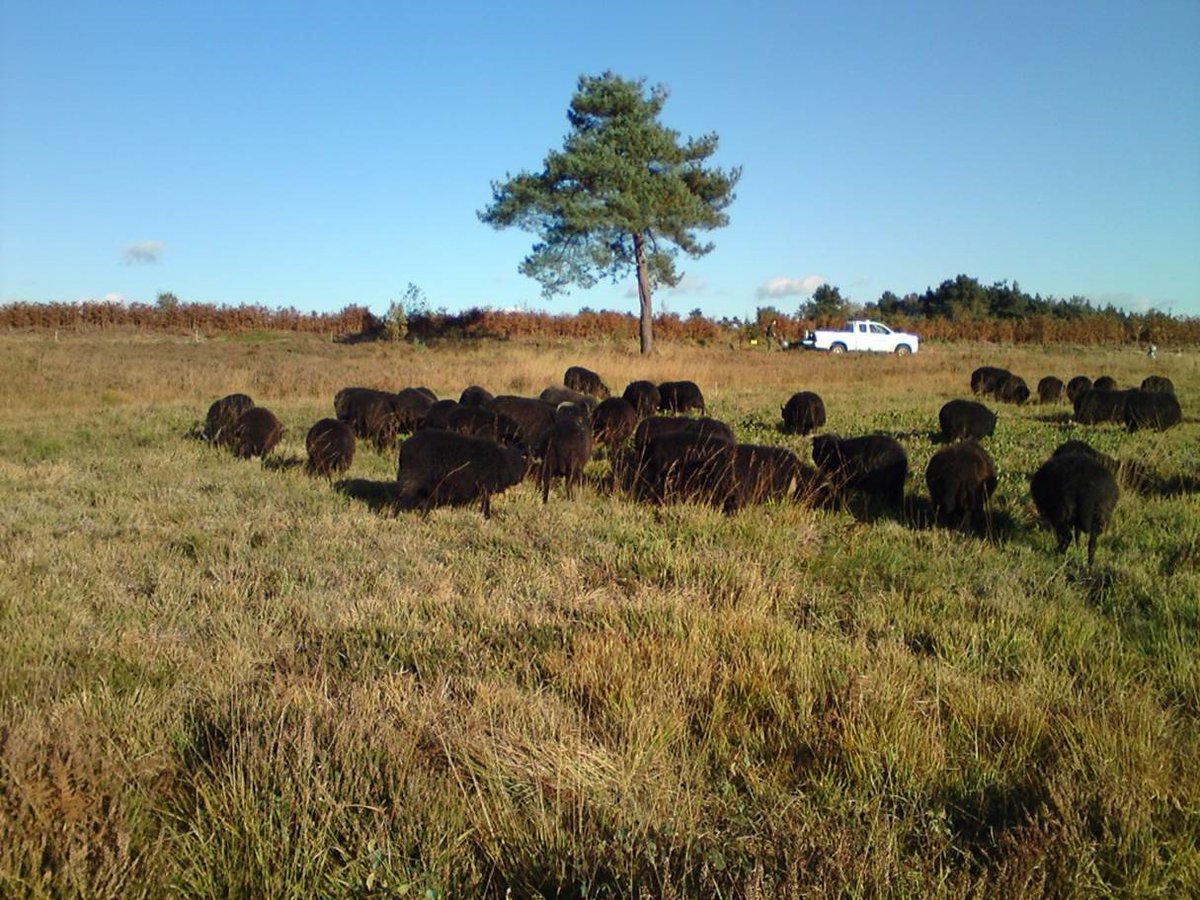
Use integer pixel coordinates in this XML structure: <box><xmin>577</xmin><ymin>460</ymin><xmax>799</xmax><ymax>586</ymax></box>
<box><xmin>765</xmin><ymin>317</ymin><xmax>777</xmax><ymax>350</ymax></box>
<box><xmin>1147</xmin><ymin>342</ymin><xmax>1158</xmax><ymax>360</ymax></box>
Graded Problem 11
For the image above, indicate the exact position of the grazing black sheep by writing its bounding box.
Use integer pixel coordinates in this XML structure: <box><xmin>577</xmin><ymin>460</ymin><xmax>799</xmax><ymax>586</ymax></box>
<box><xmin>552</xmin><ymin>399</ymin><xmax>593</xmax><ymax>426</ymax></box>
<box><xmin>812</xmin><ymin>434</ymin><xmax>908</xmax><ymax>510</ymax></box>
<box><xmin>334</xmin><ymin>387</ymin><xmax>402</xmax><ymax>451</ymax></box>
<box><xmin>1053</xmin><ymin>440</ymin><xmax>1157</xmax><ymax>494</ymax></box>
<box><xmin>632</xmin><ymin>415</ymin><xmax>735</xmax><ymax>450</ymax></box>
<box><xmin>1030</xmin><ymin>450</ymin><xmax>1119</xmax><ymax>565</ymax></box>
<box><xmin>231</xmin><ymin>407</ymin><xmax>283</xmax><ymax>459</ymax></box>
<box><xmin>539</xmin><ymin>385</ymin><xmax>598</xmax><ymax>409</ymax></box>
<box><xmin>658</xmin><ymin>380</ymin><xmax>706</xmax><ymax>415</ymax></box>
<box><xmin>564</xmin><ymin>365</ymin><xmax>610</xmax><ymax>399</ymax></box>
<box><xmin>486</xmin><ymin>396</ymin><xmax>558</xmax><ymax>452</ymax></box>
<box><xmin>1052</xmin><ymin>439</ymin><xmax>1117</xmax><ymax>470</ymax></box>
<box><xmin>392</xmin><ymin>387</ymin><xmax>437</xmax><ymax>435</ymax></box>
<box><xmin>441</xmin><ymin>406</ymin><xmax>526</xmax><ymax>448</ymax></box>
<box><xmin>993</xmin><ymin>372</ymin><xmax>1031</xmax><ymax>405</ymax></box>
<box><xmin>1037</xmin><ymin>376</ymin><xmax>1065</xmax><ymax>404</ymax></box>
<box><xmin>1074</xmin><ymin>389</ymin><xmax>1132</xmax><ymax>425</ymax></box>
<box><xmin>971</xmin><ymin>366</ymin><xmax>1010</xmax><ymax>396</ymax></box>
<box><xmin>925</xmin><ymin>441</ymin><xmax>997</xmax><ymax>532</ymax></box>
<box><xmin>1066</xmin><ymin>376</ymin><xmax>1093</xmax><ymax>404</ymax></box>
<box><xmin>395</xmin><ymin>430</ymin><xmax>527</xmax><ymax>519</ymax></box>
<box><xmin>420</xmin><ymin>399</ymin><xmax>461</xmax><ymax>430</ymax></box>
<box><xmin>780</xmin><ymin>391</ymin><xmax>826</xmax><ymax>436</ymax></box>
<box><xmin>538</xmin><ymin>411</ymin><xmax>594</xmax><ymax>502</ymax></box>
<box><xmin>1124</xmin><ymin>390</ymin><xmax>1182</xmax><ymax>432</ymax></box>
<box><xmin>938</xmin><ymin>399</ymin><xmax>996</xmax><ymax>442</ymax></box>
<box><xmin>653</xmin><ymin>443</ymin><xmax>807</xmax><ymax>512</ymax></box>
<box><xmin>623</xmin><ymin>416</ymin><xmax>736</xmax><ymax>496</ymax></box>
<box><xmin>715</xmin><ymin>446</ymin><xmax>811</xmax><ymax>513</ymax></box>
<box><xmin>203</xmin><ymin>393</ymin><xmax>254</xmax><ymax>445</ymax></box>
<box><xmin>622</xmin><ymin>381</ymin><xmax>661</xmax><ymax>418</ymax></box>
<box><xmin>305</xmin><ymin>418</ymin><xmax>355</xmax><ymax>477</ymax></box>
<box><xmin>1093</xmin><ymin>375</ymin><xmax>1118</xmax><ymax>392</ymax></box>
<box><xmin>1140</xmin><ymin>375</ymin><xmax>1175</xmax><ymax>394</ymax></box>
<box><xmin>628</xmin><ymin>429</ymin><xmax>735</xmax><ymax>504</ymax></box>
<box><xmin>459</xmin><ymin>385</ymin><xmax>495</xmax><ymax>407</ymax></box>
<box><xmin>591</xmin><ymin>397</ymin><xmax>638</xmax><ymax>448</ymax></box>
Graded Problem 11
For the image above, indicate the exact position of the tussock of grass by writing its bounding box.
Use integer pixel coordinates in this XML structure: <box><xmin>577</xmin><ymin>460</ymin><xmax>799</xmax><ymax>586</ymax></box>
<box><xmin>1</xmin><ymin>333</ymin><xmax>1198</xmax><ymax>895</ymax></box>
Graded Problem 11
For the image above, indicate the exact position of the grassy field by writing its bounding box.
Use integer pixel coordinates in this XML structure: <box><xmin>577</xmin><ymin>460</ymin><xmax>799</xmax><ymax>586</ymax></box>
<box><xmin>1</xmin><ymin>331</ymin><xmax>1197</xmax><ymax>897</ymax></box>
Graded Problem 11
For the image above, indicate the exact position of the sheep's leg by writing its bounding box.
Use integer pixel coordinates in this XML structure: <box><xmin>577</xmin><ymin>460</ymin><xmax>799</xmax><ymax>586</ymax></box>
<box><xmin>1055</xmin><ymin>528</ymin><xmax>1072</xmax><ymax>554</ymax></box>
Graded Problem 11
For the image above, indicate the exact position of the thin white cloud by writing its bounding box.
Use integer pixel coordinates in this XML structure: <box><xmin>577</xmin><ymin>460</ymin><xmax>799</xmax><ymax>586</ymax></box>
<box><xmin>102</xmin><ymin>292</ymin><xmax>127</xmax><ymax>305</ymax></box>
<box><xmin>122</xmin><ymin>240</ymin><xmax>165</xmax><ymax>265</ymax></box>
<box><xmin>665</xmin><ymin>273</ymin><xmax>706</xmax><ymax>294</ymax></box>
<box><xmin>624</xmin><ymin>273</ymin><xmax>707</xmax><ymax>298</ymax></box>
<box><xmin>756</xmin><ymin>275</ymin><xmax>824</xmax><ymax>299</ymax></box>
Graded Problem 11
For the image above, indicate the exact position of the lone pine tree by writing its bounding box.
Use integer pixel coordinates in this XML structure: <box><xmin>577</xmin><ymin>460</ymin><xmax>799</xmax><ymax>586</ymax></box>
<box><xmin>479</xmin><ymin>71</ymin><xmax>740</xmax><ymax>355</ymax></box>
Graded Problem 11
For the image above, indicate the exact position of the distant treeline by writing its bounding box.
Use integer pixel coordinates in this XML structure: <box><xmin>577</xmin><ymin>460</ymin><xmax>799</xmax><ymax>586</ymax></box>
<box><xmin>2</xmin><ymin>275</ymin><xmax>1197</xmax><ymax>345</ymax></box>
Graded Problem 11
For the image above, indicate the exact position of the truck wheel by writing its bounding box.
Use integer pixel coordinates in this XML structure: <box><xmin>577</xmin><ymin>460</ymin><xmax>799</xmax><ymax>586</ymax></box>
<box><xmin>830</xmin><ymin>343</ymin><xmax>847</xmax><ymax>354</ymax></box>
<box><xmin>894</xmin><ymin>344</ymin><xmax>912</xmax><ymax>356</ymax></box>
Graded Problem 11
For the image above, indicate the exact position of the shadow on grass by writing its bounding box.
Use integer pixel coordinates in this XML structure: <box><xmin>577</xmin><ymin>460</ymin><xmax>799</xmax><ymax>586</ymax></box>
<box><xmin>262</xmin><ymin>455</ymin><xmax>305</xmax><ymax>472</ymax></box>
<box><xmin>334</xmin><ymin>478</ymin><xmax>402</xmax><ymax>514</ymax></box>
<box><xmin>901</xmin><ymin>494</ymin><xmax>1019</xmax><ymax>544</ymax></box>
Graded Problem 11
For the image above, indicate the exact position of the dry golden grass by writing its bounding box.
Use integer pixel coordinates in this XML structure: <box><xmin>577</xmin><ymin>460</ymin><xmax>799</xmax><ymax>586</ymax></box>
<box><xmin>1</xmin><ymin>331</ymin><xmax>1197</xmax><ymax>897</ymax></box>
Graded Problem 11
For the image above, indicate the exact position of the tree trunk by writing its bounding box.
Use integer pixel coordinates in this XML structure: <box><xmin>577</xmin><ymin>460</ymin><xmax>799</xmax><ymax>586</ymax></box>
<box><xmin>634</xmin><ymin>232</ymin><xmax>653</xmax><ymax>355</ymax></box>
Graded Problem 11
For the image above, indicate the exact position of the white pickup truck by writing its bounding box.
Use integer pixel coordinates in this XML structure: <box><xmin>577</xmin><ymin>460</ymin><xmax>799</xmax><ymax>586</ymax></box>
<box><xmin>799</xmin><ymin>320</ymin><xmax>919</xmax><ymax>355</ymax></box>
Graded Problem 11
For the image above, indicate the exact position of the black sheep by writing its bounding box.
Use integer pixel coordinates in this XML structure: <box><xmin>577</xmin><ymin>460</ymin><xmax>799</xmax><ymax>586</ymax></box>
<box><xmin>486</xmin><ymin>396</ymin><xmax>558</xmax><ymax>453</ymax></box>
<box><xmin>395</xmin><ymin>430</ymin><xmax>527</xmax><ymax>519</ymax></box>
<box><xmin>657</xmin><ymin>380</ymin><xmax>706</xmax><ymax>415</ymax></box>
<box><xmin>1052</xmin><ymin>439</ymin><xmax>1117</xmax><ymax>471</ymax></box>
<box><xmin>925</xmin><ymin>441</ymin><xmax>997</xmax><ymax>532</ymax></box>
<box><xmin>1093</xmin><ymin>375</ymin><xmax>1118</xmax><ymax>392</ymax></box>
<box><xmin>591</xmin><ymin>397</ymin><xmax>638</xmax><ymax>448</ymax></box>
<box><xmin>334</xmin><ymin>387</ymin><xmax>402</xmax><ymax>451</ymax></box>
<box><xmin>655</xmin><ymin>443</ymin><xmax>804</xmax><ymax>512</ymax></box>
<box><xmin>1074</xmin><ymin>389</ymin><xmax>1132</xmax><ymax>425</ymax></box>
<box><xmin>420</xmin><ymin>399</ymin><xmax>461</xmax><ymax>430</ymax></box>
<box><xmin>970</xmin><ymin>366</ymin><xmax>1009</xmax><ymax>396</ymax></box>
<box><xmin>538</xmin><ymin>411</ymin><xmax>593</xmax><ymax>502</ymax></box>
<box><xmin>442</xmin><ymin>406</ymin><xmax>526</xmax><ymax>448</ymax></box>
<box><xmin>1124</xmin><ymin>390</ymin><xmax>1182</xmax><ymax>432</ymax></box>
<box><xmin>305</xmin><ymin>418</ymin><xmax>355</xmax><ymax>477</ymax></box>
<box><xmin>1030</xmin><ymin>450</ymin><xmax>1119</xmax><ymax>565</ymax></box>
<box><xmin>231</xmin><ymin>407</ymin><xmax>283</xmax><ymax>459</ymax></box>
<box><xmin>1066</xmin><ymin>376</ymin><xmax>1093</xmax><ymax>404</ymax></box>
<box><xmin>632</xmin><ymin>415</ymin><xmax>735</xmax><ymax>450</ymax></box>
<box><xmin>1140</xmin><ymin>375</ymin><xmax>1175</xmax><ymax>394</ymax></box>
<box><xmin>540</xmin><ymin>385</ymin><xmax>597</xmax><ymax>409</ymax></box>
<box><xmin>392</xmin><ymin>387</ymin><xmax>436</xmax><ymax>435</ymax></box>
<box><xmin>1037</xmin><ymin>376</ymin><xmax>1065</xmax><ymax>404</ymax></box>
<box><xmin>993</xmin><ymin>372</ymin><xmax>1031</xmax><ymax>405</ymax></box>
<box><xmin>203</xmin><ymin>393</ymin><xmax>254</xmax><ymax>445</ymax></box>
<box><xmin>698</xmin><ymin>444</ymin><xmax>811</xmax><ymax>513</ymax></box>
<box><xmin>564</xmin><ymin>365</ymin><xmax>610</xmax><ymax>399</ymax></box>
<box><xmin>459</xmin><ymin>385</ymin><xmax>495</xmax><ymax>407</ymax></box>
<box><xmin>938</xmin><ymin>399</ymin><xmax>996</xmax><ymax>442</ymax></box>
<box><xmin>780</xmin><ymin>391</ymin><xmax>826</xmax><ymax>436</ymax></box>
<box><xmin>628</xmin><ymin>429</ymin><xmax>735</xmax><ymax>504</ymax></box>
<box><xmin>623</xmin><ymin>416</ymin><xmax>736</xmax><ymax>496</ymax></box>
<box><xmin>622</xmin><ymin>381</ymin><xmax>661</xmax><ymax>418</ymax></box>
<box><xmin>812</xmin><ymin>434</ymin><xmax>908</xmax><ymax>510</ymax></box>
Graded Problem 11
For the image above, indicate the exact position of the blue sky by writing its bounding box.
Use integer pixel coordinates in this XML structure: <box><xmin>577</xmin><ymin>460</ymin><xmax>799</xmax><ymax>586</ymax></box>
<box><xmin>2</xmin><ymin>1</ymin><xmax>1198</xmax><ymax>321</ymax></box>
